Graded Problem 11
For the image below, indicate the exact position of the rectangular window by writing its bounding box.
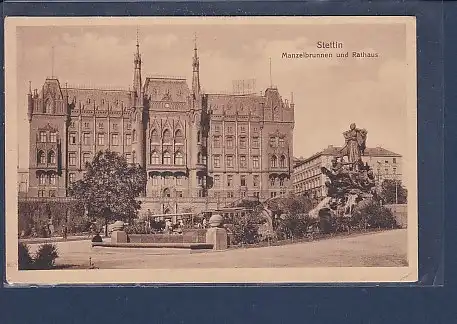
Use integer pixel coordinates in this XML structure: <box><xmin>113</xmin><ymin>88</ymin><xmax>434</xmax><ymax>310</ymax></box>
<box><xmin>38</xmin><ymin>190</ymin><xmax>45</xmax><ymax>198</ymax></box>
<box><xmin>393</xmin><ymin>158</ymin><xmax>397</xmax><ymax>164</ymax></box>
<box><xmin>279</xmin><ymin>138</ymin><xmax>285</xmax><ymax>147</ymax></box>
<box><xmin>98</xmin><ymin>122</ymin><xmax>104</xmax><ymax>129</ymax></box>
<box><xmin>227</xmin><ymin>175</ymin><xmax>233</xmax><ymax>187</ymax></box>
<box><xmin>393</xmin><ymin>167</ymin><xmax>397</xmax><ymax>174</ymax></box>
<box><xmin>39</xmin><ymin>131</ymin><xmax>47</xmax><ymax>142</ymax></box>
<box><xmin>226</xmin><ymin>155</ymin><xmax>234</xmax><ymax>168</ymax></box>
<box><xmin>253</xmin><ymin>156</ymin><xmax>260</xmax><ymax>169</ymax></box>
<box><xmin>111</xmin><ymin>134</ymin><xmax>119</xmax><ymax>146</ymax></box>
<box><xmin>176</xmin><ymin>191</ymin><xmax>183</xmax><ymax>198</ymax></box>
<box><xmin>125</xmin><ymin>153</ymin><xmax>132</xmax><ymax>164</ymax></box>
<box><xmin>226</xmin><ymin>136</ymin><xmax>234</xmax><ymax>149</ymax></box>
<box><xmin>254</xmin><ymin>191</ymin><xmax>260</xmax><ymax>198</ymax></box>
<box><xmin>176</xmin><ymin>176</ymin><xmax>183</xmax><ymax>186</ymax></box>
<box><xmin>270</xmin><ymin>136</ymin><xmax>276</xmax><ymax>147</ymax></box>
<box><xmin>239</xmin><ymin>136</ymin><xmax>247</xmax><ymax>149</ymax></box>
<box><xmin>385</xmin><ymin>160</ymin><xmax>389</xmax><ymax>164</ymax></box>
<box><xmin>227</xmin><ymin>126</ymin><xmax>233</xmax><ymax>134</ymax></box>
<box><xmin>227</xmin><ymin>191</ymin><xmax>234</xmax><ymax>198</ymax></box>
<box><xmin>125</xmin><ymin>134</ymin><xmax>132</xmax><ymax>145</ymax></box>
<box><xmin>252</xmin><ymin>137</ymin><xmax>259</xmax><ymax>148</ymax></box>
<box><xmin>49</xmin><ymin>174</ymin><xmax>57</xmax><ymax>185</ymax></box>
<box><xmin>271</xmin><ymin>191</ymin><xmax>277</xmax><ymax>198</ymax></box>
<box><xmin>253</xmin><ymin>175</ymin><xmax>259</xmax><ymax>187</ymax></box>
<box><xmin>214</xmin><ymin>124</ymin><xmax>221</xmax><ymax>133</ymax></box>
<box><xmin>270</xmin><ymin>178</ymin><xmax>276</xmax><ymax>186</ymax></box>
<box><xmin>84</xmin><ymin>122</ymin><xmax>90</xmax><ymax>128</ymax></box>
<box><xmin>70</xmin><ymin>121</ymin><xmax>76</xmax><ymax>128</ymax></box>
<box><xmin>240</xmin><ymin>155</ymin><xmax>247</xmax><ymax>168</ymax></box>
<box><xmin>69</xmin><ymin>173</ymin><xmax>75</xmax><ymax>183</ymax></box>
<box><xmin>112</xmin><ymin>123</ymin><xmax>118</xmax><ymax>131</ymax></box>
<box><xmin>213</xmin><ymin>136</ymin><xmax>221</xmax><ymax>148</ymax></box>
<box><xmin>241</xmin><ymin>175</ymin><xmax>246</xmax><ymax>187</ymax></box>
<box><xmin>49</xmin><ymin>190</ymin><xmax>56</xmax><ymax>197</ymax></box>
<box><xmin>97</xmin><ymin>133</ymin><xmax>105</xmax><ymax>145</ymax></box>
<box><xmin>50</xmin><ymin>132</ymin><xmax>57</xmax><ymax>143</ymax></box>
<box><xmin>241</xmin><ymin>191</ymin><xmax>246</xmax><ymax>198</ymax></box>
<box><xmin>69</xmin><ymin>132</ymin><xmax>77</xmax><ymax>145</ymax></box>
<box><xmin>280</xmin><ymin>178</ymin><xmax>285</xmax><ymax>187</ymax></box>
<box><xmin>213</xmin><ymin>155</ymin><xmax>221</xmax><ymax>168</ymax></box>
<box><xmin>240</xmin><ymin>126</ymin><xmax>246</xmax><ymax>133</ymax></box>
<box><xmin>69</xmin><ymin>152</ymin><xmax>76</xmax><ymax>166</ymax></box>
<box><xmin>82</xmin><ymin>153</ymin><xmax>91</xmax><ymax>165</ymax></box>
<box><xmin>152</xmin><ymin>176</ymin><xmax>159</xmax><ymax>186</ymax></box>
<box><xmin>214</xmin><ymin>175</ymin><xmax>220</xmax><ymax>188</ymax></box>
<box><xmin>126</xmin><ymin>122</ymin><xmax>132</xmax><ymax>130</ymax></box>
<box><xmin>83</xmin><ymin>133</ymin><xmax>91</xmax><ymax>145</ymax></box>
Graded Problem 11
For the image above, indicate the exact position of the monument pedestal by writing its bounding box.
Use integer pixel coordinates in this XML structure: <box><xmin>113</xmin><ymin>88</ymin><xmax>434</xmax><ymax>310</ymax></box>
<box><xmin>205</xmin><ymin>227</ymin><xmax>228</xmax><ymax>250</ymax></box>
<box><xmin>111</xmin><ymin>230</ymin><xmax>128</xmax><ymax>244</ymax></box>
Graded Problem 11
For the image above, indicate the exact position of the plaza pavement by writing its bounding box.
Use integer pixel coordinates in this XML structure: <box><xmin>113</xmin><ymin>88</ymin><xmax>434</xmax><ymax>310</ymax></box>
<box><xmin>27</xmin><ymin>229</ymin><xmax>408</xmax><ymax>269</ymax></box>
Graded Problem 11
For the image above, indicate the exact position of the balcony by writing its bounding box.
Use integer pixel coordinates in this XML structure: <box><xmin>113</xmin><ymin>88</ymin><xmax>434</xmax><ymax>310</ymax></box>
<box><xmin>147</xmin><ymin>164</ymin><xmax>188</xmax><ymax>175</ymax></box>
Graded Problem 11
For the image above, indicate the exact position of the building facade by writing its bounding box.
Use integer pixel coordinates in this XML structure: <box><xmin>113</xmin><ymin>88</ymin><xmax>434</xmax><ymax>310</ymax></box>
<box><xmin>26</xmin><ymin>39</ymin><xmax>295</xmax><ymax>214</ymax></box>
<box><xmin>293</xmin><ymin>145</ymin><xmax>402</xmax><ymax>198</ymax></box>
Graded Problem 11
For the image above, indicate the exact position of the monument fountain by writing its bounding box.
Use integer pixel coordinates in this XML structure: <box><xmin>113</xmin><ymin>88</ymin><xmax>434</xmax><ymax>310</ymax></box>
<box><xmin>308</xmin><ymin>123</ymin><xmax>377</xmax><ymax>224</ymax></box>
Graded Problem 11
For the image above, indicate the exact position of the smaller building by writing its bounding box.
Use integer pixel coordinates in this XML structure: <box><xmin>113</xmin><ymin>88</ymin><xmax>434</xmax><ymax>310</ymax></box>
<box><xmin>293</xmin><ymin>145</ymin><xmax>402</xmax><ymax>198</ymax></box>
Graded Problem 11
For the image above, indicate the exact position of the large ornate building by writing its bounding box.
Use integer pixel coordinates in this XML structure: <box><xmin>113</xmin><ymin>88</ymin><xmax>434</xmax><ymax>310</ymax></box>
<box><xmin>26</xmin><ymin>39</ymin><xmax>295</xmax><ymax>214</ymax></box>
<box><xmin>293</xmin><ymin>145</ymin><xmax>402</xmax><ymax>198</ymax></box>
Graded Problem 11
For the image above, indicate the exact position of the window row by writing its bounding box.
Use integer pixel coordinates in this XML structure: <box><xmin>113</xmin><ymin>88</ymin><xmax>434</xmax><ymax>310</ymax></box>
<box><xmin>213</xmin><ymin>174</ymin><xmax>260</xmax><ymax>188</ymax></box>
<box><xmin>70</xmin><ymin>121</ymin><xmax>132</xmax><ymax>130</ymax></box>
<box><xmin>69</xmin><ymin>132</ymin><xmax>137</xmax><ymax>146</ymax></box>
<box><xmin>38</xmin><ymin>190</ymin><xmax>57</xmax><ymax>198</ymax></box>
<box><xmin>37</xmin><ymin>150</ymin><xmax>57</xmax><ymax>165</ymax></box>
<box><xmin>295</xmin><ymin>168</ymin><xmax>320</xmax><ymax>182</ymax></box>
<box><xmin>212</xmin><ymin>155</ymin><xmax>259</xmax><ymax>169</ymax></box>
<box><xmin>269</xmin><ymin>136</ymin><xmax>286</xmax><ymax>148</ymax></box>
<box><xmin>270</xmin><ymin>177</ymin><xmax>287</xmax><ymax>187</ymax></box>
<box><xmin>295</xmin><ymin>179</ymin><xmax>321</xmax><ymax>192</ymax></box>
<box><xmin>270</xmin><ymin>155</ymin><xmax>288</xmax><ymax>168</ymax></box>
<box><xmin>150</xmin><ymin>175</ymin><xmax>186</xmax><ymax>186</ymax></box>
<box><xmin>37</xmin><ymin>173</ymin><xmax>58</xmax><ymax>186</ymax></box>
<box><xmin>150</xmin><ymin>151</ymin><xmax>185</xmax><ymax>165</ymax></box>
<box><xmin>212</xmin><ymin>135</ymin><xmax>260</xmax><ymax>149</ymax></box>
<box><xmin>150</xmin><ymin>129</ymin><xmax>184</xmax><ymax>144</ymax></box>
<box><xmin>38</xmin><ymin>131</ymin><xmax>58</xmax><ymax>143</ymax></box>
<box><xmin>212</xmin><ymin>124</ymin><xmax>259</xmax><ymax>134</ymax></box>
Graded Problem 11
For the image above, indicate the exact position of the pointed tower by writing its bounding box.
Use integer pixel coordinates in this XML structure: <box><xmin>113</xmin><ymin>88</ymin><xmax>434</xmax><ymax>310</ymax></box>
<box><xmin>131</xmin><ymin>30</ymin><xmax>146</xmax><ymax>185</ymax></box>
<box><xmin>192</xmin><ymin>34</ymin><xmax>200</xmax><ymax>99</ymax></box>
<box><xmin>133</xmin><ymin>29</ymin><xmax>142</xmax><ymax>105</ymax></box>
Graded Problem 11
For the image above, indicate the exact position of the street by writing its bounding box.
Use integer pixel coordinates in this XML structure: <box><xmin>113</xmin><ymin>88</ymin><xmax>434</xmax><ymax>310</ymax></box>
<box><xmin>27</xmin><ymin>229</ymin><xmax>408</xmax><ymax>269</ymax></box>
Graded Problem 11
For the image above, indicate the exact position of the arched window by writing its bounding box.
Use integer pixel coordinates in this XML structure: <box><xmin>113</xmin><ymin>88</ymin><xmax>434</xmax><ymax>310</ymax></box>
<box><xmin>279</xmin><ymin>155</ymin><xmax>286</xmax><ymax>168</ymax></box>
<box><xmin>175</xmin><ymin>151</ymin><xmax>184</xmax><ymax>165</ymax></box>
<box><xmin>39</xmin><ymin>173</ymin><xmax>47</xmax><ymax>185</ymax></box>
<box><xmin>150</xmin><ymin>151</ymin><xmax>160</xmax><ymax>164</ymax></box>
<box><xmin>271</xmin><ymin>155</ymin><xmax>278</xmax><ymax>168</ymax></box>
<box><xmin>132</xmin><ymin>129</ymin><xmax>137</xmax><ymax>142</ymax></box>
<box><xmin>48</xmin><ymin>151</ymin><xmax>56</xmax><ymax>164</ymax></box>
<box><xmin>197</xmin><ymin>131</ymin><xmax>201</xmax><ymax>143</ymax></box>
<box><xmin>132</xmin><ymin>151</ymin><xmax>136</xmax><ymax>164</ymax></box>
<box><xmin>44</xmin><ymin>100</ymin><xmax>53</xmax><ymax>114</ymax></box>
<box><xmin>163</xmin><ymin>151</ymin><xmax>171</xmax><ymax>164</ymax></box>
<box><xmin>197</xmin><ymin>152</ymin><xmax>202</xmax><ymax>164</ymax></box>
<box><xmin>174</xmin><ymin>129</ymin><xmax>184</xmax><ymax>144</ymax></box>
<box><xmin>163</xmin><ymin>129</ymin><xmax>171</xmax><ymax>144</ymax></box>
<box><xmin>37</xmin><ymin>151</ymin><xmax>46</xmax><ymax>164</ymax></box>
<box><xmin>151</xmin><ymin>129</ymin><xmax>159</xmax><ymax>143</ymax></box>
<box><xmin>163</xmin><ymin>188</ymin><xmax>171</xmax><ymax>198</ymax></box>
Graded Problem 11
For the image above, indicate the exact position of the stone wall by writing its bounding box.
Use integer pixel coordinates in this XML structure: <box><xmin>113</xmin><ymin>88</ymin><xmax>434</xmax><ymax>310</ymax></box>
<box><xmin>128</xmin><ymin>229</ymin><xmax>206</xmax><ymax>244</ymax></box>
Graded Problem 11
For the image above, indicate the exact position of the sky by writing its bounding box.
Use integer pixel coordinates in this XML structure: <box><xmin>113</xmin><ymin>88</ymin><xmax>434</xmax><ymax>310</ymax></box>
<box><xmin>15</xmin><ymin>20</ymin><xmax>412</xmax><ymax>169</ymax></box>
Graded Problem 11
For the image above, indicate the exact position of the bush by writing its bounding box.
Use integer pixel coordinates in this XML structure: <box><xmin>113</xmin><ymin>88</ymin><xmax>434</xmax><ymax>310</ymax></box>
<box><xmin>18</xmin><ymin>242</ymin><xmax>33</xmax><ymax>270</ymax></box>
<box><xmin>352</xmin><ymin>201</ymin><xmax>398</xmax><ymax>229</ymax></box>
<box><xmin>231</xmin><ymin>209</ymin><xmax>264</xmax><ymax>245</ymax></box>
<box><xmin>34</xmin><ymin>243</ymin><xmax>59</xmax><ymax>269</ymax></box>
<box><xmin>275</xmin><ymin>214</ymin><xmax>311</xmax><ymax>240</ymax></box>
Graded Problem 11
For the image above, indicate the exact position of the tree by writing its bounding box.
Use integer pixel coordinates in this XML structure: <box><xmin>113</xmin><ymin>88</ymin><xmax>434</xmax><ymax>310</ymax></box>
<box><xmin>380</xmin><ymin>179</ymin><xmax>407</xmax><ymax>204</ymax></box>
<box><xmin>68</xmin><ymin>150</ymin><xmax>147</xmax><ymax>236</ymax></box>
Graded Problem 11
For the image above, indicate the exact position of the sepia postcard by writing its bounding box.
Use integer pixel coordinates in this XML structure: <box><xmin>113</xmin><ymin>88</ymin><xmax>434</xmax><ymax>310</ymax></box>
<box><xmin>4</xmin><ymin>16</ymin><xmax>418</xmax><ymax>285</ymax></box>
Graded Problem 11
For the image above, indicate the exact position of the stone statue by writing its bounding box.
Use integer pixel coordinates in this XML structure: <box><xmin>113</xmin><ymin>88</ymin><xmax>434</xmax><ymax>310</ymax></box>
<box><xmin>339</xmin><ymin>123</ymin><xmax>367</xmax><ymax>166</ymax></box>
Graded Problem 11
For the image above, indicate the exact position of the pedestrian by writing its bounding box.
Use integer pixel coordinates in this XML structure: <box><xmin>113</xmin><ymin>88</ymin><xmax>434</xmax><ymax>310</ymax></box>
<box><xmin>62</xmin><ymin>224</ymin><xmax>68</xmax><ymax>240</ymax></box>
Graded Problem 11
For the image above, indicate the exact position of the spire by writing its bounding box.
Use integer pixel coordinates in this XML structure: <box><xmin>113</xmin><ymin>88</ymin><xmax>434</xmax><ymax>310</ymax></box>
<box><xmin>192</xmin><ymin>32</ymin><xmax>200</xmax><ymax>97</ymax></box>
<box><xmin>133</xmin><ymin>28</ymin><xmax>142</xmax><ymax>104</ymax></box>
